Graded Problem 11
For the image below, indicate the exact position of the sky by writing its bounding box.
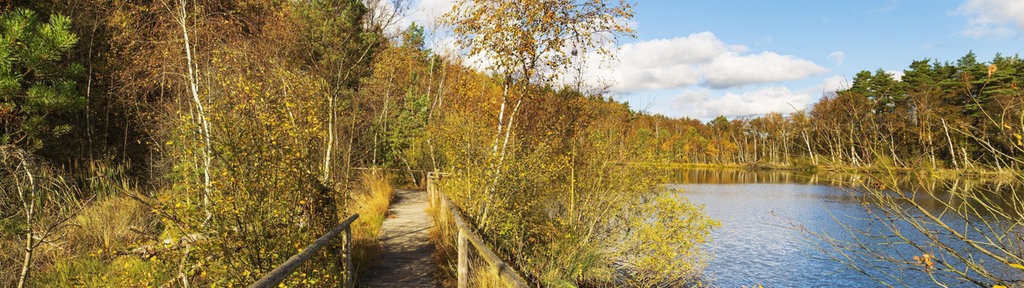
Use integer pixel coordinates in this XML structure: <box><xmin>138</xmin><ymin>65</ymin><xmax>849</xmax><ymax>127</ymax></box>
<box><xmin>403</xmin><ymin>0</ymin><xmax>1024</xmax><ymax>121</ymax></box>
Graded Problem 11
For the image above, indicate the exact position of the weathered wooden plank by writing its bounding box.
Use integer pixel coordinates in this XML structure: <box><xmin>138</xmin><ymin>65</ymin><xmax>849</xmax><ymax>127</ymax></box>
<box><xmin>343</xmin><ymin>227</ymin><xmax>355</xmax><ymax>288</ymax></box>
<box><xmin>457</xmin><ymin>228</ymin><xmax>469</xmax><ymax>288</ymax></box>
<box><xmin>358</xmin><ymin>189</ymin><xmax>439</xmax><ymax>287</ymax></box>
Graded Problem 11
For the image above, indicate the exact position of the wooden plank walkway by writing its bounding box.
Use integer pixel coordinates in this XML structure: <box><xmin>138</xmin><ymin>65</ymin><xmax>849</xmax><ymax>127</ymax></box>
<box><xmin>359</xmin><ymin>189</ymin><xmax>439</xmax><ymax>287</ymax></box>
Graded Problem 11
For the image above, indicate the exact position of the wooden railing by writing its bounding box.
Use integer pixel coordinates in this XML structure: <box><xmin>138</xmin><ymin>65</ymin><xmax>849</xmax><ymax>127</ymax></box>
<box><xmin>427</xmin><ymin>172</ymin><xmax>529</xmax><ymax>288</ymax></box>
<box><xmin>249</xmin><ymin>214</ymin><xmax>360</xmax><ymax>288</ymax></box>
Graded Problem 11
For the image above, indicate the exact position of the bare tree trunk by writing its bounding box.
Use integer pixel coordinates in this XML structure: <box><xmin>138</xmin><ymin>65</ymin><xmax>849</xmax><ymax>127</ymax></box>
<box><xmin>16</xmin><ymin>158</ymin><xmax>35</xmax><ymax>288</ymax></box>
<box><xmin>18</xmin><ymin>229</ymin><xmax>32</xmax><ymax>288</ymax></box>
<box><xmin>345</xmin><ymin>103</ymin><xmax>355</xmax><ymax>186</ymax></box>
<box><xmin>497</xmin><ymin>97</ymin><xmax>523</xmax><ymax>170</ymax></box>
<box><xmin>802</xmin><ymin>129</ymin><xmax>816</xmax><ymax>165</ymax></box>
<box><xmin>927</xmin><ymin>129</ymin><xmax>937</xmax><ymax>169</ymax></box>
<box><xmin>425</xmin><ymin>56</ymin><xmax>442</xmax><ymax>172</ymax></box>
<box><xmin>372</xmin><ymin>71</ymin><xmax>396</xmax><ymax>166</ymax></box>
<box><xmin>177</xmin><ymin>0</ymin><xmax>213</xmax><ymax>226</ymax></box>
<box><xmin>481</xmin><ymin>81</ymin><xmax>514</xmax><ymax>225</ymax></box>
<box><xmin>942</xmin><ymin>118</ymin><xmax>959</xmax><ymax>170</ymax></box>
<box><xmin>849</xmin><ymin>123</ymin><xmax>861</xmax><ymax>166</ymax></box>
<box><xmin>782</xmin><ymin>129</ymin><xmax>790</xmax><ymax>164</ymax></box>
<box><xmin>325</xmin><ymin>94</ymin><xmax>335</xmax><ymax>181</ymax></box>
<box><xmin>491</xmin><ymin>82</ymin><xmax>510</xmax><ymax>155</ymax></box>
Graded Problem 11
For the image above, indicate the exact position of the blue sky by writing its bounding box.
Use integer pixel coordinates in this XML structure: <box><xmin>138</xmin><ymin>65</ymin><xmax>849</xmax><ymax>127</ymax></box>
<box><xmin>406</xmin><ymin>0</ymin><xmax>1024</xmax><ymax>121</ymax></box>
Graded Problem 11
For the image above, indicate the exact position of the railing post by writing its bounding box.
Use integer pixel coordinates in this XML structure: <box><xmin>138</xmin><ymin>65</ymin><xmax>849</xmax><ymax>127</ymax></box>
<box><xmin>457</xmin><ymin>228</ymin><xmax>469</xmax><ymax>288</ymax></box>
<box><xmin>343</xmin><ymin>226</ymin><xmax>355</xmax><ymax>288</ymax></box>
<box><xmin>250</xmin><ymin>214</ymin><xmax>359</xmax><ymax>288</ymax></box>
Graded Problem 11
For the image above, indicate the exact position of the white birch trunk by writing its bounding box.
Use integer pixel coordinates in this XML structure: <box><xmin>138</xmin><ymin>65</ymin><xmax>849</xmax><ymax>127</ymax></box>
<box><xmin>178</xmin><ymin>0</ymin><xmax>213</xmax><ymax>226</ymax></box>
<box><xmin>16</xmin><ymin>157</ymin><xmax>35</xmax><ymax>288</ymax></box>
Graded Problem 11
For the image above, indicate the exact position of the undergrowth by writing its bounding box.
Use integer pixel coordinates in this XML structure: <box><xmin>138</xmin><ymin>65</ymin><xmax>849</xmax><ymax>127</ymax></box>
<box><xmin>348</xmin><ymin>169</ymin><xmax>396</xmax><ymax>274</ymax></box>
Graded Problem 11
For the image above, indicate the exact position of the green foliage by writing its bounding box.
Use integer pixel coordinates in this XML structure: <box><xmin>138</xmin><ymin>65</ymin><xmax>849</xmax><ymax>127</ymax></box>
<box><xmin>294</xmin><ymin>0</ymin><xmax>378</xmax><ymax>88</ymax></box>
<box><xmin>401</xmin><ymin>22</ymin><xmax>426</xmax><ymax>52</ymax></box>
<box><xmin>0</xmin><ymin>8</ymin><xmax>84</xmax><ymax>151</ymax></box>
<box><xmin>385</xmin><ymin>89</ymin><xmax>430</xmax><ymax>166</ymax></box>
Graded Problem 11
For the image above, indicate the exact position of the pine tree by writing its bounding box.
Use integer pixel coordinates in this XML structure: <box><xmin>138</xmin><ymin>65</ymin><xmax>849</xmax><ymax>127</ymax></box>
<box><xmin>0</xmin><ymin>8</ymin><xmax>83</xmax><ymax>151</ymax></box>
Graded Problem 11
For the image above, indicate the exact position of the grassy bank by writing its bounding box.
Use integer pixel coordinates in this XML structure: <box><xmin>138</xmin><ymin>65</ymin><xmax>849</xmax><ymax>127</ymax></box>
<box><xmin>348</xmin><ymin>170</ymin><xmax>397</xmax><ymax>274</ymax></box>
<box><xmin>647</xmin><ymin>160</ymin><xmax>1020</xmax><ymax>182</ymax></box>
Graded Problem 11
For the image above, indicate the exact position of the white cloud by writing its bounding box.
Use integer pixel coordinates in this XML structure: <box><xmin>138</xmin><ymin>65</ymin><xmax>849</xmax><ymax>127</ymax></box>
<box><xmin>595</xmin><ymin>32</ymin><xmax>827</xmax><ymax>92</ymax></box>
<box><xmin>408</xmin><ymin>0</ymin><xmax>455</xmax><ymax>26</ymax></box>
<box><xmin>957</xmin><ymin>0</ymin><xmax>1024</xmax><ymax>37</ymax></box>
<box><xmin>675</xmin><ymin>89</ymin><xmax>711</xmax><ymax>103</ymax></box>
<box><xmin>432</xmin><ymin>35</ymin><xmax>462</xmax><ymax>60</ymax></box>
<box><xmin>828</xmin><ymin>51</ymin><xmax>845</xmax><ymax>66</ymax></box>
<box><xmin>820</xmin><ymin>75</ymin><xmax>849</xmax><ymax>94</ymax></box>
<box><xmin>662</xmin><ymin>86</ymin><xmax>814</xmax><ymax>119</ymax></box>
<box><xmin>617</xmin><ymin>32</ymin><xmax>745</xmax><ymax>67</ymax></box>
<box><xmin>700</xmin><ymin>51</ymin><xmax>828</xmax><ymax>89</ymax></box>
<box><xmin>886</xmin><ymin>70</ymin><xmax>905</xmax><ymax>81</ymax></box>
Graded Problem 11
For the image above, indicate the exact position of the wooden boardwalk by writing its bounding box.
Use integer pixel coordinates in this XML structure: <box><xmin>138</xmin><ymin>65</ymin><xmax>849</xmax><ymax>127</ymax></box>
<box><xmin>359</xmin><ymin>189</ymin><xmax>439</xmax><ymax>287</ymax></box>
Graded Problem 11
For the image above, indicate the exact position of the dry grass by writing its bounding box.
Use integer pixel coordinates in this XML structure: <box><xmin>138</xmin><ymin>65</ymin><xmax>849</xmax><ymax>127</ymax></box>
<box><xmin>0</xmin><ymin>239</ymin><xmax>20</xmax><ymax>287</ymax></box>
<box><xmin>468</xmin><ymin>259</ymin><xmax>507</xmax><ymax>288</ymax></box>
<box><xmin>427</xmin><ymin>189</ymin><xmax>458</xmax><ymax>287</ymax></box>
<box><xmin>1</xmin><ymin>154</ymin><xmax>158</xmax><ymax>287</ymax></box>
<box><xmin>1</xmin><ymin>195</ymin><xmax>157</xmax><ymax>286</ymax></box>
<box><xmin>66</xmin><ymin>196</ymin><xmax>153</xmax><ymax>254</ymax></box>
<box><xmin>348</xmin><ymin>169</ymin><xmax>396</xmax><ymax>272</ymax></box>
<box><xmin>426</xmin><ymin>178</ymin><xmax>514</xmax><ymax>288</ymax></box>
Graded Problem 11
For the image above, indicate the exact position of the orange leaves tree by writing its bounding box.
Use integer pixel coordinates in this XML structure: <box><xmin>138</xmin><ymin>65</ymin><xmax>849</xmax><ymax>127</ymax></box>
<box><xmin>442</xmin><ymin>0</ymin><xmax>636</xmax><ymax>224</ymax></box>
<box><xmin>442</xmin><ymin>0</ymin><xmax>634</xmax><ymax>156</ymax></box>
<box><xmin>103</xmin><ymin>0</ymin><xmax>374</xmax><ymax>285</ymax></box>
<box><xmin>443</xmin><ymin>0</ymin><xmax>635</xmax><ymax>84</ymax></box>
<box><xmin>433</xmin><ymin>2</ymin><xmax>718</xmax><ymax>286</ymax></box>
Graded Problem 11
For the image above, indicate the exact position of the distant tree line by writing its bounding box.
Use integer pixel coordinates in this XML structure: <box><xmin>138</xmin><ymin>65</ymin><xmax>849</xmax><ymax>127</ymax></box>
<box><xmin>616</xmin><ymin>51</ymin><xmax>1024</xmax><ymax>172</ymax></box>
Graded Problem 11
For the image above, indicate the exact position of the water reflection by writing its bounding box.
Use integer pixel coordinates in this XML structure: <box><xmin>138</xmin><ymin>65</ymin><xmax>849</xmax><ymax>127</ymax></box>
<box><xmin>669</xmin><ymin>168</ymin><xmax>870</xmax><ymax>188</ymax></box>
<box><xmin>670</xmin><ymin>168</ymin><xmax>1024</xmax><ymax>287</ymax></box>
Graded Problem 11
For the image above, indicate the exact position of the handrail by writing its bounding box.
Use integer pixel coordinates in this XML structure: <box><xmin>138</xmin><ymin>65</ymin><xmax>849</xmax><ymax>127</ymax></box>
<box><xmin>428</xmin><ymin>172</ymin><xmax>529</xmax><ymax>288</ymax></box>
<box><xmin>250</xmin><ymin>214</ymin><xmax>360</xmax><ymax>288</ymax></box>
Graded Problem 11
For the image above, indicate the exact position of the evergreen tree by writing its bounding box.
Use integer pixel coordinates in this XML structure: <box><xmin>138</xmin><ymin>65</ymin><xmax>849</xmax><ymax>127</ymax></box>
<box><xmin>0</xmin><ymin>8</ymin><xmax>83</xmax><ymax>151</ymax></box>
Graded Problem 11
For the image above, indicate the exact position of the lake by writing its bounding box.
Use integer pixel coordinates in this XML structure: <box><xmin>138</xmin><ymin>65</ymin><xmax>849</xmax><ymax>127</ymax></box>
<box><xmin>669</xmin><ymin>168</ymin><xmax>1024</xmax><ymax>287</ymax></box>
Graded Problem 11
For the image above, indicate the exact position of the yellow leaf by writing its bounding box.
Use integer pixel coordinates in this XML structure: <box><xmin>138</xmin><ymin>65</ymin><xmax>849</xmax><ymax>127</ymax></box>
<box><xmin>1010</xmin><ymin>263</ymin><xmax>1024</xmax><ymax>270</ymax></box>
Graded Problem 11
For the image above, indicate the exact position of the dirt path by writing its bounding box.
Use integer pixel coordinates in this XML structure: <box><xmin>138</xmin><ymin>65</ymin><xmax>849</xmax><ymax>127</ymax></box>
<box><xmin>359</xmin><ymin>189</ymin><xmax>438</xmax><ymax>287</ymax></box>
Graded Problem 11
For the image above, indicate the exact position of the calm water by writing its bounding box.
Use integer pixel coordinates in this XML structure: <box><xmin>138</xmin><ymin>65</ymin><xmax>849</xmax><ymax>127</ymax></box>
<box><xmin>669</xmin><ymin>169</ymin><xmax>1023</xmax><ymax>287</ymax></box>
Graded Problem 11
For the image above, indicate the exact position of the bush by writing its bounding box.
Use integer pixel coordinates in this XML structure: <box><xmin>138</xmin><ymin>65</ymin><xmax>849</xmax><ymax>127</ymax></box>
<box><xmin>348</xmin><ymin>169</ymin><xmax>396</xmax><ymax>271</ymax></box>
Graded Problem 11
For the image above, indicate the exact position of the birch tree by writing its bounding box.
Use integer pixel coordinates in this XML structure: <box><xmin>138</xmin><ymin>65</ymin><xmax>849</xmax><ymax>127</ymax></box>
<box><xmin>1</xmin><ymin>146</ymin><xmax>84</xmax><ymax>288</ymax></box>
<box><xmin>442</xmin><ymin>0</ymin><xmax>635</xmax><ymax>221</ymax></box>
<box><xmin>171</xmin><ymin>0</ymin><xmax>213</xmax><ymax>227</ymax></box>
